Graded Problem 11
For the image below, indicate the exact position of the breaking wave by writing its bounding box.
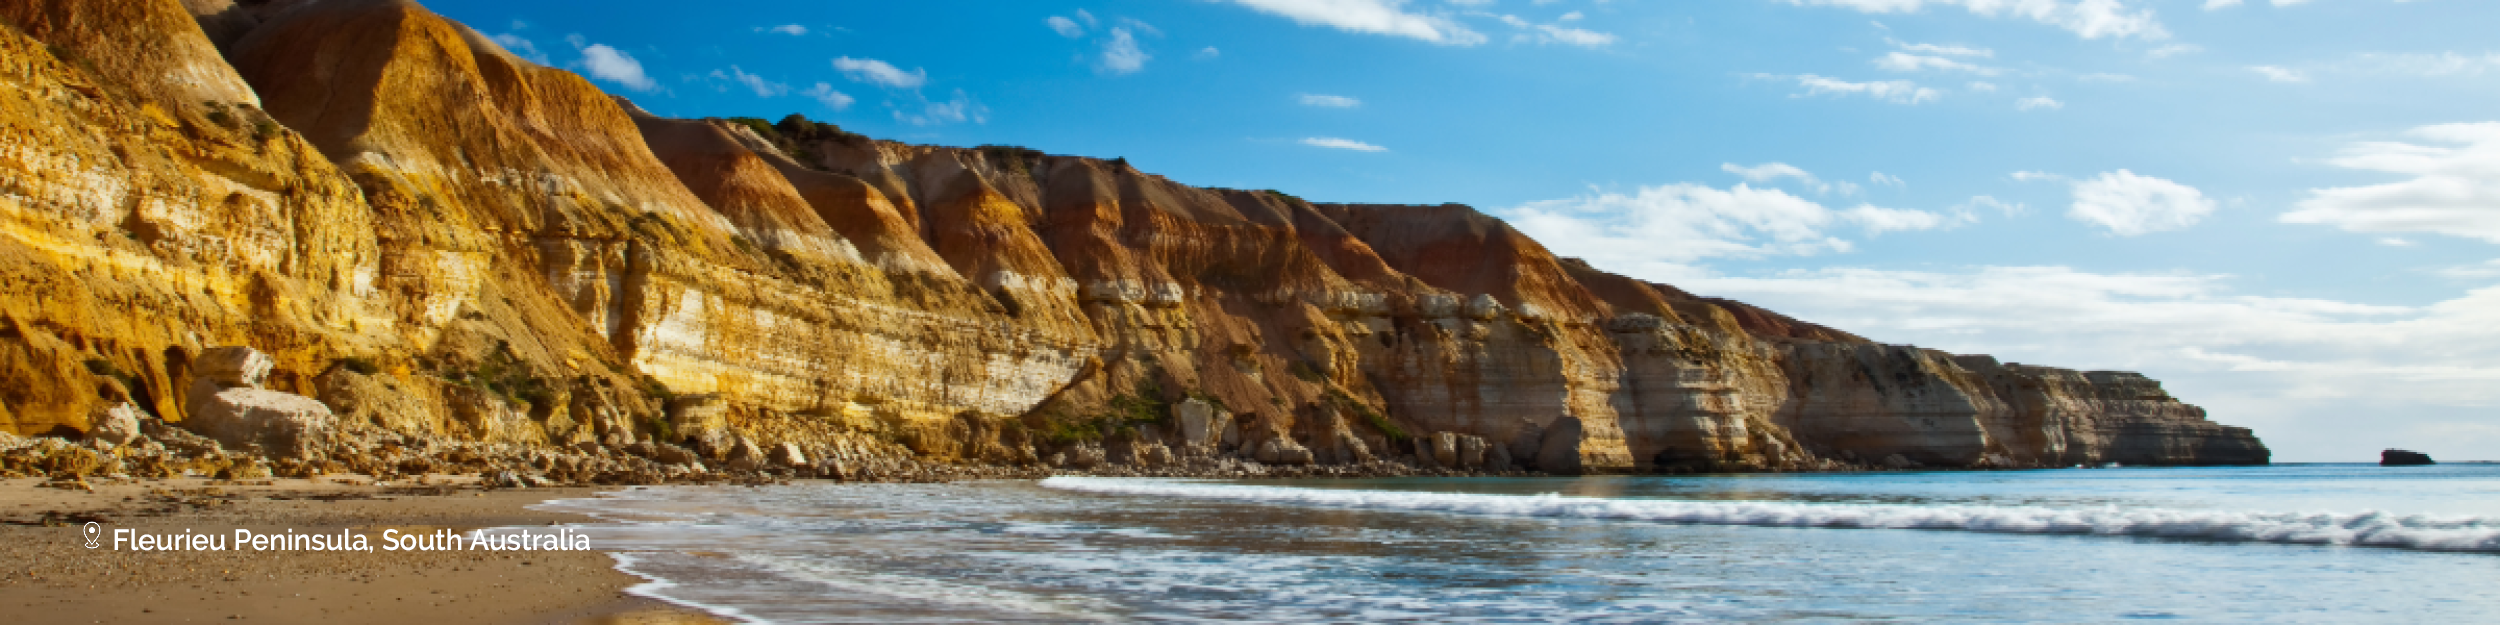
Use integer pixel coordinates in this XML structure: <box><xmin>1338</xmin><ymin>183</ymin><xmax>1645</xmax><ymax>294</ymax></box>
<box><xmin>1041</xmin><ymin>477</ymin><xmax>2500</xmax><ymax>553</ymax></box>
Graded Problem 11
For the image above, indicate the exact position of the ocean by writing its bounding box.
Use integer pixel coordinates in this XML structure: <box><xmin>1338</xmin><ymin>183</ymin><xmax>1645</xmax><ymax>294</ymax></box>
<box><xmin>523</xmin><ymin>464</ymin><xmax>2500</xmax><ymax>622</ymax></box>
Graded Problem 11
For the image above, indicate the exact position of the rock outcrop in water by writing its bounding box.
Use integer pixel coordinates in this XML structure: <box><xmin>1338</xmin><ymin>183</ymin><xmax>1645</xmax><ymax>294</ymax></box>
<box><xmin>0</xmin><ymin>0</ymin><xmax>2266</xmax><ymax>479</ymax></box>
<box><xmin>2381</xmin><ymin>450</ymin><xmax>2435</xmax><ymax>466</ymax></box>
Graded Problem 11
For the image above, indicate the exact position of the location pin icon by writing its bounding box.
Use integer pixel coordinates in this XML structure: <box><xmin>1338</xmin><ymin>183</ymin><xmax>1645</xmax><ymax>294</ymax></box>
<box><xmin>83</xmin><ymin>522</ymin><xmax>100</xmax><ymax>549</ymax></box>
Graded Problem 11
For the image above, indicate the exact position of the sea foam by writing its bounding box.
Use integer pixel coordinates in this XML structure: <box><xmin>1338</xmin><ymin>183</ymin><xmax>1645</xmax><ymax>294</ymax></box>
<box><xmin>1041</xmin><ymin>477</ymin><xmax>2500</xmax><ymax>553</ymax></box>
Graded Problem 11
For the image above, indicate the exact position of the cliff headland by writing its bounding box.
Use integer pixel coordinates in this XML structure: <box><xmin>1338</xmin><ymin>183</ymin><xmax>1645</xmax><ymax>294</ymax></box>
<box><xmin>0</xmin><ymin>0</ymin><xmax>2265</xmax><ymax>485</ymax></box>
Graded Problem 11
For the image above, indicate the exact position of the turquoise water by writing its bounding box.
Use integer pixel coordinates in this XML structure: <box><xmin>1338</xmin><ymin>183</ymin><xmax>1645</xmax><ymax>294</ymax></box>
<box><xmin>527</xmin><ymin>464</ymin><xmax>2500</xmax><ymax>622</ymax></box>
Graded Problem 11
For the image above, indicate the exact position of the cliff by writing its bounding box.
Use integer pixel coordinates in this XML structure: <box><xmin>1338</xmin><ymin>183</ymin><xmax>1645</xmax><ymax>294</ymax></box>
<box><xmin>0</xmin><ymin>0</ymin><xmax>2265</xmax><ymax>475</ymax></box>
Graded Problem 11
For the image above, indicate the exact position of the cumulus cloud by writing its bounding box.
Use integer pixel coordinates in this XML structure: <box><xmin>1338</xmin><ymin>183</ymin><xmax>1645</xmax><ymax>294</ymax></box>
<box><xmin>710</xmin><ymin>66</ymin><xmax>786</xmax><ymax>97</ymax></box>
<box><xmin>2017</xmin><ymin>95</ymin><xmax>2064</xmax><ymax>110</ymax></box>
<box><xmin>1048</xmin><ymin>15</ymin><xmax>1086</xmax><ymax>38</ymax></box>
<box><xmin>803</xmin><ymin>83</ymin><xmax>854</xmax><ymax>110</ymax></box>
<box><xmin>1504</xmin><ymin>180</ymin><xmax>1961</xmax><ymax>267</ymax></box>
<box><xmin>574</xmin><ymin>41</ymin><xmax>656</xmax><ymax>91</ymax></box>
<box><xmin>1299</xmin><ymin>93</ymin><xmax>1362</xmax><ymax>108</ymax></box>
<box><xmin>490</xmin><ymin>33</ymin><xmax>549</xmax><ymax>64</ymax></box>
<box><xmin>1223</xmin><ymin>0</ymin><xmax>1487</xmax><ymax>45</ymax></box>
<box><xmin>1098</xmin><ymin>26</ymin><xmax>1151</xmax><ymax>74</ymax></box>
<box><xmin>1871</xmin><ymin>172</ymin><xmax>1908</xmax><ymax>188</ymax></box>
<box><xmin>1874</xmin><ymin>52</ymin><xmax>1998</xmax><ymax>75</ymax></box>
<box><xmin>834</xmin><ymin>56</ymin><xmax>928</xmax><ymax>89</ymax></box>
<box><xmin>2282</xmin><ymin>123</ymin><xmax>2500</xmax><ymax>243</ymax></box>
<box><xmin>893</xmin><ymin>89</ymin><xmax>986</xmax><ymax>126</ymax></box>
<box><xmin>1721</xmin><ymin>162</ymin><xmax>1851</xmax><ymax>195</ymax></box>
<box><xmin>1669</xmin><ymin>266</ymin><xmax>2500</xmax><ymax>402</ymax></box>
<box><xmin>1756</xmin><ymin>74</ymin><xmax>1942</xmax><ymax>104</ymax></box>
<box><xmin>1782</xmin><ymin>0</ymin><xmax>2169</xmax><ymax>41</ymax></box>
<box><xmin>1889</xmin><ymin>39</ymin><xmax>1993</xmax><ymax>58</ymax></box>
<box><xmin>2250</xmin><ymin>65</ymin><xmax>2309</xmax><ymax>83</ymax></box>
<box><xmin>2060</xmin><ymin>170</ymin><xmax>2216</xmax><ymax>236</ymax></box>
<box><xmin>759</xmin><ymin>24</ymin><xmax>808</xmax><ymax>36</ymax></box>
<box><xmin>1301</xmin><ymin>137</ymin><xmax>1389</xmax><ymax>152</ymax></box>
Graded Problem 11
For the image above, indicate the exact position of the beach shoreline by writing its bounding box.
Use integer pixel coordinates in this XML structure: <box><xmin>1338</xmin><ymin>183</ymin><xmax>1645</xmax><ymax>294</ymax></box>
<box><xmin>0</xmin><ymin>476</ymin><xmax>722</xmax><ymax>624</ymax></box>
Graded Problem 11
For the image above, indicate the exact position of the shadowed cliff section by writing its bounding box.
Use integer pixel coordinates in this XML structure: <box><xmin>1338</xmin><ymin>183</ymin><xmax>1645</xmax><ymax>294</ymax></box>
<box><xmin>0</xmin><ymin>0</ymin><xmax>2266</xmax><ymax>475</ymax></box>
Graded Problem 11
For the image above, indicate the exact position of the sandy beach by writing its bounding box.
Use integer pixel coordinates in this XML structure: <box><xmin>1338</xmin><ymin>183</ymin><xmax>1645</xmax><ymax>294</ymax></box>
<box><xmin>0</xmin><ymin>477</ymin><xmax>722</xmax><ymax>624</ymax></box>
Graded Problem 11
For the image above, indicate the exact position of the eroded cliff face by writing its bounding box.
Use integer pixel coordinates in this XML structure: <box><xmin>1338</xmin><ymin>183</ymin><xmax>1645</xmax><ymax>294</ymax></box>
<box><xmin>0</xmin><ymin>0</ymin><xmax>2266</xmax><ymax>472</ymax></box>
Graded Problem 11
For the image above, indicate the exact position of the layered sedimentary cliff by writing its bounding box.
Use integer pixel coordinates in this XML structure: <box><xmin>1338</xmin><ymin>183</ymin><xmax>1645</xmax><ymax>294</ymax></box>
<box><xmin>0</xmin><ymin>0</ymin><xmax>2264</xmax><ymax>476</ymax></box>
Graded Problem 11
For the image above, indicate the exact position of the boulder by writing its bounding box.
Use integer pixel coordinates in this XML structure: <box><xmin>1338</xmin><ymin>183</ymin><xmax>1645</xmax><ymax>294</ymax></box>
<box><xmin>769</xmin><ymin>442</ymin><xmax>810</xmax><ymax>467</ymax></box>
<box><xmin>1065</xmin><ymin>443</ymin><xmax>1107</xmax><ymax>469</ymax></box>
<box><xmin>1431</xmin><ymin>432</ymin><xmax>1461</xmax><ymax>468</ymax></box>
<box><xmin>1506</xmin><ymin>419</ymin><xmax>1546</xmax><ymax>469</ymax></box>
<box><xmin>1176</xmin><ymin>399</ymin><xmax>1220</xmax><ymax>448</ymax></box>
<box><xmin>2381</xmin><ymin>449</ymin><xmax>2435</xmax><ymax>466</ymax></box>
<box><xmin>649</xmin><ymin>443</ymin><xmax>701</xmax><ymax>467</ymax></box>
<box><xmin>1456</xmin><ymin>434</ymin><xmax>1487</xmax><ymax>469</ymax></box>
<box><xmin>1882</xmin><ymin>454</ymin><xmax>1922</xmax><ymax>470</ymax></box>
<box><xmin>1535</xmin><ymin>417</ymin><xmax>1587</xmax><ymax>475</ymax></box>
<box><xmin>184</xmin><ymin>384</ymin><xmax>335</xmax><ymax>459</ymax></box>
<box><xmin>1486</xmin><ymin>444</ymin><xmax>1513</xmax><ymax>472</ymax></box>
<box><xmin>193</xmin><ymin>346</ymin><xmax>274</xmax><ymax>387</ymax></box>
<box><xmin>89</xmin><ymin>403</ymin><xmax>144</xmax><ymax>446</ymax></box>
<box><xmin>666</xmin><ymin>395</ymin><xmax>733</xmax><ymax>447</ymax></box>
<box><xmin>1254</xmin><ymin>438</ymin><xmax>1315</xmax><ymax>465</ymax></box>
<box><xmin>726</xmin><ymin>437</ymin><xmax>766</xmax><ymax>471</ymax></box>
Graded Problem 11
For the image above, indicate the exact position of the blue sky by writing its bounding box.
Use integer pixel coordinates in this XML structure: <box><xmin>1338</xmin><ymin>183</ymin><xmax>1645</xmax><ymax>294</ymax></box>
<box><xmin>439</xmin><ymin>0</ymin><xmax>2500</xmax><ymax>462</ymax></box>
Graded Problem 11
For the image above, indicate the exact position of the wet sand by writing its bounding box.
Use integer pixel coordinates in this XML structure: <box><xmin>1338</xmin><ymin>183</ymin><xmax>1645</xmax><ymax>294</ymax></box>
<box><xmin>0</xmin><ymin>477</ymin><xmax>723</xmax><ymax>624</ymax></box>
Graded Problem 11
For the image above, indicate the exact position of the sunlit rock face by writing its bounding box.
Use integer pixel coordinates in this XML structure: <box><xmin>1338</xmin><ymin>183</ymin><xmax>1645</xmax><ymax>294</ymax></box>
<box><xmin>0</xmin><ymin>0</ymin><xmax>2266</xmax><ymax>470</ymax></box>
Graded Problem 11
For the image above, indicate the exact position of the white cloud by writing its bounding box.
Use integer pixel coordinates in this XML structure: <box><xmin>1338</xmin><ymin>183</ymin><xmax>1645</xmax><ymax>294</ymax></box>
<box><xmin>1505</xmin><ymin>181</ymin><xmax>1960</xmax><ymax>265</ymax></box>
<box><xmin>2340</xmin><ymin>52</ymin><xmax>2500</xmax><ymax>78</ymax></box>
<box><xmin>1302</xmin><ymin>137</ymin><xmax>1389</xmax><ymax>152</ymax></box>
<box><xmin>2017</xmin><ymin>95</ymin><xmax>2064</xmax><ymax>110</ymax></box>
<box><xmin>760</xmin><ymin>24</ymin><xmax>808</xmax><ymax>36</ymax></box>
<box><xmin>2437</xmin><ymin>259</ymin><xmax>2500</xmax><ymax>279</ymax></box>
<box><xmin>1195</xmin><ymin>46</ymin><xmax>1223</xmax><ymax>60</ymax></box>
<box><xmin>803</xmin><ymin>83</ymin><xmax>854</xmax><ymax>110</ymax></box>
<box><xmin>834</xmin><ymin>56</ymin><xmax>928</xmax><ymax>89</ymax></box>
<box><xmin>1783</xmin><ymin>0</ymin><xmax>2169</xmax><ymax>41</ymax></box>
<box><xmin>575</xmin><ymin>43</ymin><xmax>657</xmax><ymax>91</ymax></box>
<box><xmin>1508</xmin><ymin>183</ymin><xmax>1853</xmax><ymax>263</ymax></box>
<box><xmin>1099</xmin><ymin>26</ymin><xmax>1150</xmax><ymax>74</ymax></box>
<box><xmin>1842</xmin><ymin>204</ymin><xmax>1960</xmax><ymax>234</ymax></box>
<box><xmin>490</xmin><ymin>33</ymin><xmax>548</xmax><ymax>64</ymax></box>
<box><xmin>1723</xmin><ymin>162</ymin><xmax>1836</xmax><ymax>194</ymax></box>
<box><xmin>1889</xmin><ymin>39</ymin><xmax>1993</xmax><ymax>58</ymax></box>
<box><xmin>1758</xmin><ymin>74</ymin><xmax>1942</xmax><ymax>105</ymax></box>
<box><xmin>1968</xmin><ymin>80</ymin><xmax>1999</xmax><ymax>92</ymax></box>
<box><xmin>1223</xmin><ymin>0</ymin><xmax>1487</xmax><ymax>45</ymax></box>
<box><xmin>2077</xmin><ymin>72</ymin><xmax>2136</xmax><ymax>82</ymax></box>
<box><xmin>1482</xmin><ymin>11</ymin><xmax>1618</xmax><ymax>47</ymax></box>
<box><xmin>2065</xmin><ymin>170</ymin><xmax>2216</xmax><ymax>236</ymax></box>
<box><xmin>1560</xmin><ymin>11</ymin><xmax>1585</xmax><ymax>21</ymax></box>
<box><xmin>710</xmin><ymin>66</ymin><xmax>787</xmax><ymax>97</ymax></box>
<box><xmin>1048</xmin><ymin>15</ymin><xmax>1086</xmax><ymax>38</ymax></box>
<box><xmin>1874</xmin><ymin>52</ymin><xmax>1998</xmax><ymax>74</ymax></box>
<box><xmin>2250</xmin><ymin>65</ymin><xmax>2309</xmax><ymax>83</ymax></box>
<box><xmin>1661</xmin><ymin>266</ymin><xmax>2500</xmax><ymax>412</ymax></box>
<box><xmin>2203</xmin><ymin>0</ymin><xmax>2242</xmax><ymax>9</ymax></box>
<box><xmin>1299</xmin><ymin>93</ymin><xmax>1363</xmax><ymax>108</ymax></box>
<box><xmin>893</xmin><ymin>89</ymin><xmax>986</xmax><ymax>126</ymax></box>
<box><xmin>1958</xmin><ymin>195</ymin><xmax>2024</xmax><ymax>216</ymax></box>
<box><xmin>1871</xmin><ymin>172</ymin><xmax>1907</xmax><ymax>188</ymax></box>
<box><xmin>2146</xmin><ymin>43</ymin><xmax>2201</xmax><ymax>59</ymax></box>
<box><xmin>2282</xmin><ymin>123</ymin><xmax>2500</xmax><ymax>243</ymax></box>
